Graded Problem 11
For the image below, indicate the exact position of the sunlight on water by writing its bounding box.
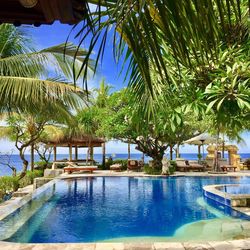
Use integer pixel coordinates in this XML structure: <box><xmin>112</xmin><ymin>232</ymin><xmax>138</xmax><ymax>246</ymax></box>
<box><xmin>1</xmin><ymin>176</ymin><xmax>250</xmax><ymax>243</ymax></box>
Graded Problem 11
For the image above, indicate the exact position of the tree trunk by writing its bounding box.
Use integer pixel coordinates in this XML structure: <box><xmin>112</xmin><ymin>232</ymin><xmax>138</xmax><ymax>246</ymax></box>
<box><xmin>222</xmin><ymin>134</ymin><xmax>225</xmax><ymax>159</ymax></box>
<box><xmin>151</xmin><ymin>156</ymin><xmax>163</xmax><ymax>169</ymax></box>
<box><xmin>31</xmin><ymin>143</ymin><xmax>34</xmax><ymax>172</ymax></box>
<box><xmin>176</xmin><ymin>143</ymin><xmax>180</xmax><ymax>158</ymax></box>
<box><xmin>102</xmin><ymin>143</ymin><xmax>106</xmax><ymax>167</ymax></box>
<box><xmin>19</xmin><ymin>148</ymin><xmax>29</xmax><ymax>179</ymax></box>
<box><xmin>11</xmin><ymin>167</ymin><xmax>17</xmax><ymax>177</ymax></box>
<box><xmin>170</xmin><ymin>145</ymin><xmax>173</xmax><ymax>160</ymax></box>
<box><xmin>128</xmin><ymin>142</ymin><xmax>131</xmax><ymax>159</ymax></box>
<box><xmin>214</xmin><ymin>129</ymin><xmax>220</xmax><ymax>172</ymax></box>
<box><xmin>135</xmin><ymin>137</ymin><xmax>167</xmax><ymax>170</ymax></box>
<box><xmin>53</xmin><ymin>146</ymin><xmax>57</xmax><ymax>161</ymax></box>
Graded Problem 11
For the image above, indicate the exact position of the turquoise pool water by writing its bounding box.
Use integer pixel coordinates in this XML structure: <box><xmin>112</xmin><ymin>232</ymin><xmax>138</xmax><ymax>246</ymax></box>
<box><xmin>1</xmin><ymin>176</ymin><xmax>250</xmax><ymax>243</ymax></box>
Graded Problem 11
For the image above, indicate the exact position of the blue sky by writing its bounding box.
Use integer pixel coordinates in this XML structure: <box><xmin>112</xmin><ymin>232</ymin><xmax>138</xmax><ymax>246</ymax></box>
<box><xmin>0</xmin><ymin>22</ymin><xmax>249</xmax><ymax>155</ymax></box>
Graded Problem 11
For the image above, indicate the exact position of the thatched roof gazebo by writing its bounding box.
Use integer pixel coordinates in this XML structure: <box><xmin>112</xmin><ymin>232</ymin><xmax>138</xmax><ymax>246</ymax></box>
<box><xmin>0</xmin><ymin>0</ymin><xmax>85</xmax><ymax>26</ymax></box>
<box><xmin>43</xmin><ymin>134</ymin><xmax>105</xmax><ymax>166</ymax></box>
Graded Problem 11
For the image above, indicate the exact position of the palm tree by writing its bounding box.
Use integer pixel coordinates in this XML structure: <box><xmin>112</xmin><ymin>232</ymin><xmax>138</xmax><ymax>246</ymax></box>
<box><xmin>73</xmin><ymin>0</ymin><xmax>249</xmax><ymax>94</ymax></box>
<box><xmin>0</xmin><ymin>23</ymin><xmax>95</xmax><ymax>178</ymax></box>
<box><xmin>0</xmin><ymin>24</ymin><xmax>94</xmax><ymax>112</ymax></box>
<box><xmin>94</xmin><ymin>78</ymin><xmax>113</xmax><ymax>108</ymax></box>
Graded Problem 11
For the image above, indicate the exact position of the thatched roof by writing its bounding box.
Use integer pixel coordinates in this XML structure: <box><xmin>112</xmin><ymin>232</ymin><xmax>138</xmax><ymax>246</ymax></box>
<box><xmin>43</xmin><ymin>134</ymin><xmax>105</xmax><ymax>147</ymax></box>
<box><xmin>0</xmin><ymin>0</ymin><xmax>85</xmax><ymax>26</ymax></box>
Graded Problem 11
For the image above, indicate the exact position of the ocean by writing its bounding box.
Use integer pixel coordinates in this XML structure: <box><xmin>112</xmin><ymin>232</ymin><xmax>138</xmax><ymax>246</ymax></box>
<box><xmin>0</xmin><ymin>153</ymin><xmax>249</xmax><ymax>176</ymax></box>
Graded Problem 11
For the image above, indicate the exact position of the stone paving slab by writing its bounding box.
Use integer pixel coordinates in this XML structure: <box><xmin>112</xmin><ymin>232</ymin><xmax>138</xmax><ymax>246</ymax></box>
<box><xmin>1</xmin><ymin>241</ymin><xmax>250</xmax><ymax>250</ymax></box>
<box><xmin>183</xmin><ymin>242</ymin><xmax>214</xmax><ymax>250</ymax></box>
<box><xmin>208</xmin><ymin>241</ymin><xmax>237</xmax><ymax>250</ymax></box>
<box><xmin>154</xmin><ymin>242</ymin><xmax>185</xmax><ymax>250</ymax></box>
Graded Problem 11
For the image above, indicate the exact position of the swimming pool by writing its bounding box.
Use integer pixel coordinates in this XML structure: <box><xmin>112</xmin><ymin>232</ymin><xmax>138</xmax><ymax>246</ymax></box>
<box><xmin>216</xmin><ymin>184</ymin><xmax>250</xmax><ymax>194</ymax></box>
<box><xmin>1</xmin><ymin>176</ymin><xmax>250</xmax><ymax>243</ymax></box>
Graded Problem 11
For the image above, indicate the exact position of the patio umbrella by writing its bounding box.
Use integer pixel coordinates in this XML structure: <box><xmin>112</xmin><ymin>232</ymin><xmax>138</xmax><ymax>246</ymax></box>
<box><xmin>184</xmin><ymin>133</ymin><xmax>220</xmax><ymax>159</ymax></box>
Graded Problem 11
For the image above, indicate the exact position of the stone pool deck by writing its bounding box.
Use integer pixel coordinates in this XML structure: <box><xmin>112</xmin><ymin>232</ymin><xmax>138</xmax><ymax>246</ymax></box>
<box><xmin>1</xmin><ymin>240</ymin><xmax>250</xmax><ymax>250</ymax></box>
<box><xmin>59</xmin><ymin>169</ymin><xmax>250</xmax><ymax>179</ymax></box>
<box><xmin>2</xmin><ymin>170</ymin><xmax>250</xmax><ymax>250</ymax></box>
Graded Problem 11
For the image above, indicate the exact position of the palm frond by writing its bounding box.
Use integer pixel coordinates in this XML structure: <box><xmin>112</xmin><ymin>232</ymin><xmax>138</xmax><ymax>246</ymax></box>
<box><xmin>0</xmin><ymin>76</ymin><xmax>87</xmax><ymax>113</ymax></box>
<box><xmin>71</xmin><ymin>0</ymin><xmax>249</xmax><ymax>96</ymax></box>
<box><xmin>0</xmin><ymin>42</ymin><xmax>95</xmax><ymax>81</ymax></box>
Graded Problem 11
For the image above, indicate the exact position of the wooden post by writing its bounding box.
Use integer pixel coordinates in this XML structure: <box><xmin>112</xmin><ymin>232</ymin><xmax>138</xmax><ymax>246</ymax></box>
<box><xmin>53</xmin><ymin>146</ymin><xmax>57</xmax><ymax>161</ymax></box>
<box><xmin>102</xmin><ymin>143</ymin><xmax>106</xmax><ymax>167</ymax></box>
<box><xmin>69</xmin><ymin>144</ymin><xmax>72</xmax><ymax>161</ymax></box>
<box><xmin>75</xmin><ymin>146</ymin><xmax>78</xmax><ymax>160</ymax></box>
<box><xmin>128</xmin><ymin>142</ymin><xmax>131</xmax><ymax>159</ymax></box>
<box><xmin>31</xmin><ymin>143</ymin><xmax>34</xmax><ymax>172</ymax></box>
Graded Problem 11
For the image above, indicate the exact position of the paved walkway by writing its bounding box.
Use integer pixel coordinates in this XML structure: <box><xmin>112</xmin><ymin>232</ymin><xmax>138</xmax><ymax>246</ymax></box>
<box><xmin>59</xmin><ymin>170</ymin><xmax>250</xmax><ymax>178</ymax></box>
<box><xmin>1</xmin><ymin>240</ymin><xmax>250</xmax><ymax>250</ymax></box>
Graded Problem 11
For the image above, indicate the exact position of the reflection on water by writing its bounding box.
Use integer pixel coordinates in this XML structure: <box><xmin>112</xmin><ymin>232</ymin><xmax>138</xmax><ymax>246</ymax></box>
<box><xmin>3</xmin><ymin>176</ymin><xmax>250</xmax><ymax>243</ymax></box>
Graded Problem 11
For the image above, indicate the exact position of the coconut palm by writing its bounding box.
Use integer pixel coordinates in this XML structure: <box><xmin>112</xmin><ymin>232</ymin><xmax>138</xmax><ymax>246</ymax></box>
<box><xmin>0</xmin><ymin>24</ymin><xmax>94</xmax><ymax>113</ymax></box>
<box><xmin>94</xmin><ymin>78</ymin><xmax>113</xmax><ymax>108</ymax></box>
<box><xmin>74</xmin><ymin>0</ymin><xmax>249</xmax><ymax>92</ymax></box>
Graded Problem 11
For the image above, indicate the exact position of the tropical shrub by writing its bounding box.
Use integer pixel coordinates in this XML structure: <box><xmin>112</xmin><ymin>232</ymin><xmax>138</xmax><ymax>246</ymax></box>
<box><xmin>0</xmin><ymin>176</ymin><xmax>19</xmax><ymax>201</ymax></box>
<box><xmin>169</xmin><ymin>160</ymin><xmax>177</xmax><ymax>175</ymax></box>
<box><xmin>34</xmin><ymin>161</ymin><xmax>52</xmax><ymax>170</ymax></box>
<box><xmin>19</xmin><ymin>170</ymin><xmax>43</xmax><ymax>188</ymax></box>
<box><xmin>112</xmin><ymin>159</ymin><xmax>128</xmax><ymax>171</ymax></box>
<box><xmin>144</xmin><ymin>164</ymin><xmax>161</xmax><ymax>175</ymax></box>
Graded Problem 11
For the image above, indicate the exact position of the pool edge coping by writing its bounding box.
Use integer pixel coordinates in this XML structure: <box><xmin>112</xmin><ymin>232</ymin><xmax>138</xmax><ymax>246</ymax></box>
<box><xmin>0</xmin><ymin>178</ymin><xmax>57</xmax><ymax>221</ymax></box>
<box><xmin>1</xmin><ymin>239</ymin><xmax>250</xmax><ymax>249</ymax></box>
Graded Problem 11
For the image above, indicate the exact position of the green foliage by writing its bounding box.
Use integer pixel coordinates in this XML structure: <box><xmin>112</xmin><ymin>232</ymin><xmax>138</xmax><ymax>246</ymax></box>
<box><xmin>197</xmin><ymin>154</ymin><xmax>202</xmax><ymax>160</ymax></box>
<box><xmin>75</xmin><ymin>0</ymin><xmax>248</xmax><ymax>100</ymax></box>
<box><xmin>34</xmin><ymin>161</ymin><xmax>52</xmax><ymax>170</ymax></box>
<box><xmin>19</xmin><ymin>170</ymin><xmax>43</xmax><ymax>188</ymax></box>
<box><xmin>112</xmin><ymin>159</ymin><xmax>128</xmax><ymax>171</ymax></box>
<box><xmin>0</xmin><ymin>170</ymin><xmax>43</xmax><ymax>202</ymax></box>
<box><xmin>143</xmin><ymin>164</ymin><xmax>161</xmax><ymax>175</ymax></box>
<box><xmin>0</xmin><ymin>176</ymin><xmax>19</xmax><ymax>201</ymax></box>
<box><xmin>169</xmin><ymin>161</ymin><xmax>177</xmax><ymax>175</ymax></box>
<box><xmin>0</xmin><ymin>24</ymin><xmax>92</xmax><ymax>113</ymax></box>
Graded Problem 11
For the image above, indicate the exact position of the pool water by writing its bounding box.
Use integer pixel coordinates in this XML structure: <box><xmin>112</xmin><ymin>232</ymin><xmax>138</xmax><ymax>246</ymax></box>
<box><xmin>1</xmin><ymin>176</ymin><xmax>250</xmax><ymax>243</ymax></box>
<box><xmin>217</xmin><ymin>184</ymin><xmax>250</xmax><ymax>194</ymax></box>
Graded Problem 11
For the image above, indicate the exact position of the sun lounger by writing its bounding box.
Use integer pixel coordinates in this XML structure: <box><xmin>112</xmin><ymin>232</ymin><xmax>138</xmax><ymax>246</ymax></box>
<box><xmin>176</xmin><ymin>160</ymin><xmax>205</xmax><ymax>172</ymax></box>
<box><xmin>221</xmin><ymin>164</ymin><xmax>237</xmax><ymax>172</ymax></box>
<box><xmin>110</xmin><ymin>164</ymin><xmax>122</xmax><ymax>171</ymax></box>
<box><xmin>176</xmin><ymin>160</ymin><xmax>189</xmax><ymax>172</ymax></box>
<box><xmin>64</xmin><ymin>165</ymin><xmax>98</xmax><ymax>174</ymax></box>
<box><xmin>127</xmin><ymin>159</ymin><xmax>141</xmax><ymax>171</ymax></box>
<box><xmin>188</xmin><ymin>163</ymin><xmax>205</xmax><ymax>172</ymax></box>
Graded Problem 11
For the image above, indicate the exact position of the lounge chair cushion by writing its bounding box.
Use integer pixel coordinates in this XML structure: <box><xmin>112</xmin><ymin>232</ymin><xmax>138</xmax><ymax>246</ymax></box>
<box><xmin>130</xmin><ymin>160</ymin><xmax>136</xmax><ymax>165</ymax></box>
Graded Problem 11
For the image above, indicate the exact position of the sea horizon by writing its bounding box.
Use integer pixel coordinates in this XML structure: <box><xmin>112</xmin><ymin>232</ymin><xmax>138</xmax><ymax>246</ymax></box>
<box><xmin>0</xmin><ymin>153</ymin><xmax>249</xmax><ymax>176</ymax></box>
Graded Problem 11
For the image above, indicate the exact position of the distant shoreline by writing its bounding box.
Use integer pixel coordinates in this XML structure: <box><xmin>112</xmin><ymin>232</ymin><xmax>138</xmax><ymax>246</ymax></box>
<box><xmin>0</xmin><ymin>153</ymin><xmax>249</xmax><ymax>176</ymax></box>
